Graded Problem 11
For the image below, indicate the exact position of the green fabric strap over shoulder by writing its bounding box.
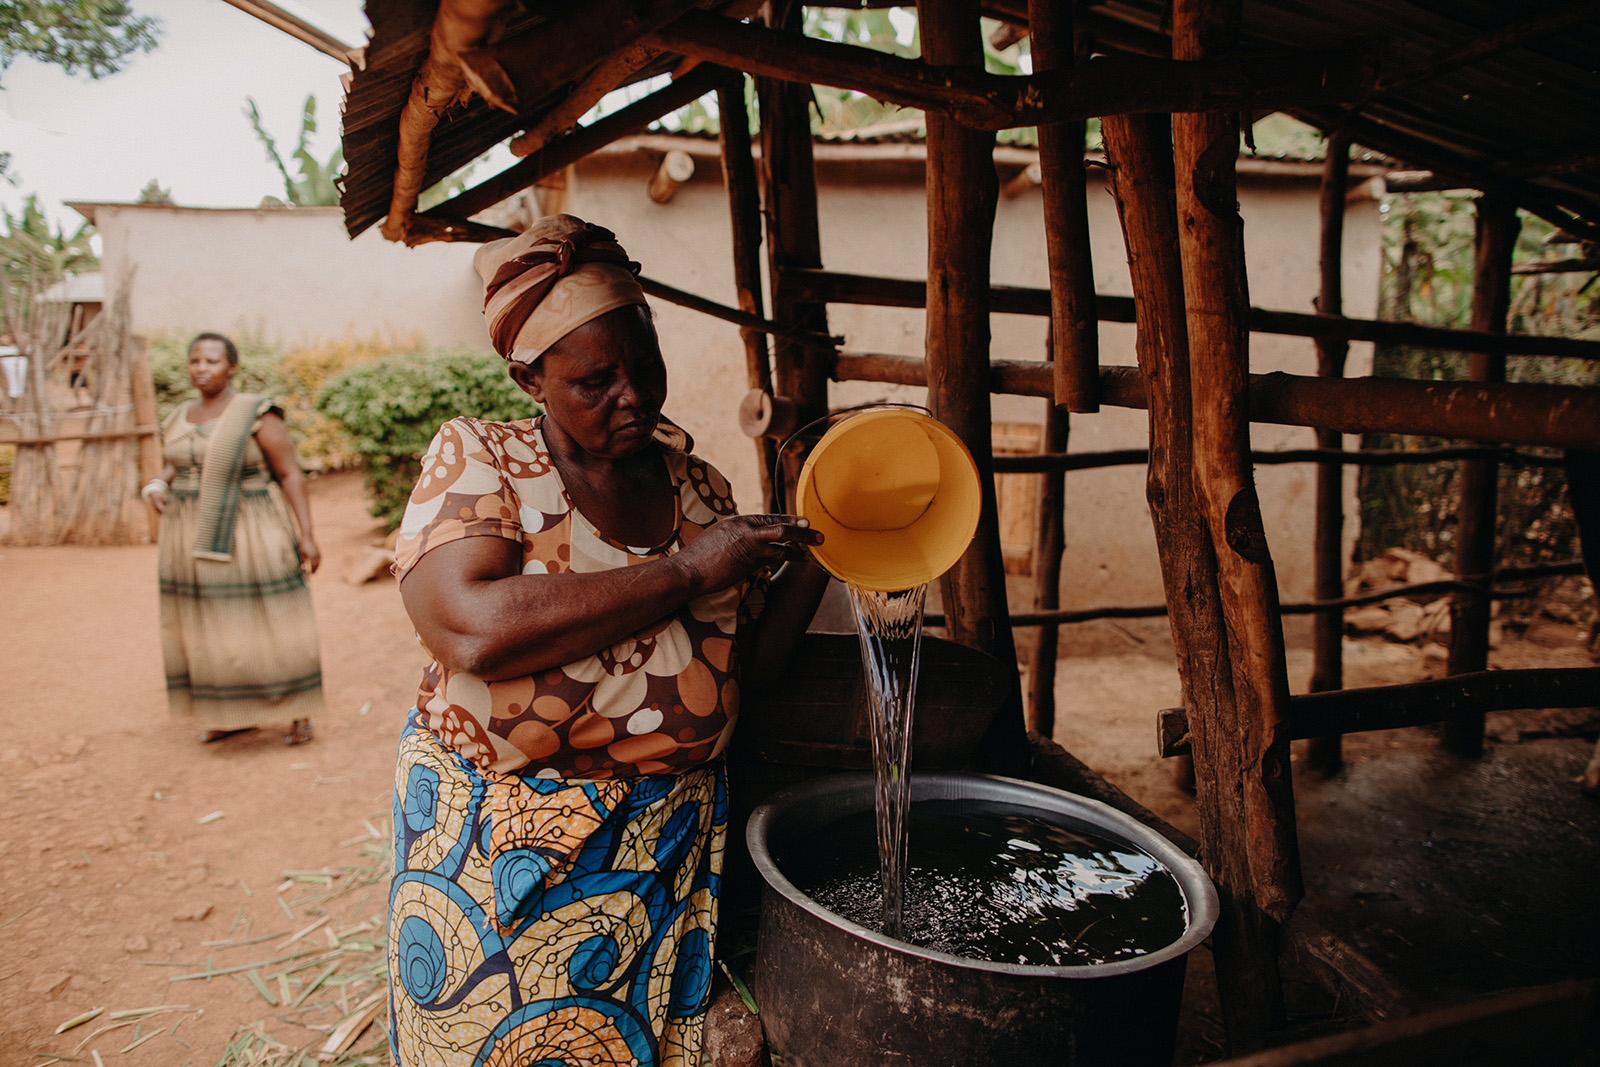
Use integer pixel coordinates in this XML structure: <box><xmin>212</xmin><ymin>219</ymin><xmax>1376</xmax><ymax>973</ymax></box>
<box><xmin>192</xmin><ymin>392</ymin><xmax>270</xmax><ymax>561</ymax></box>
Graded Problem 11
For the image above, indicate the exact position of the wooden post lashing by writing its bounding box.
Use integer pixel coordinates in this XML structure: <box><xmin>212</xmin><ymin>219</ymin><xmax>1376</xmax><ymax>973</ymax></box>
<box><xmin>1102</xmin><ymin>110</ymin><xmax>1286</xmax><ymax>1049</ymax></box>
<box><xmin>1307</xmin><ymin>130</ymin><xmax>1352</xmax><ymax>775</ymax></box>
<box><xmin>1171</xmin><ymin>0</ymin><xmax>1301</xmax><ymax>931</ymax></box>
<box><xmin>756</xmin><ymin>0</ymin><xmax>831</xmax><ymax>491</ymax></box>
<box><xmin>1028</xmin><ymin>330</ymin><xmax>1068</xmax><ymax>737</ymax></box>
<box><xmin>1445</xmin><ymin>193</ymin><xmax>1520</xmax><ymax>756</ymax></box>
<box><xmin>715</xmin><ymin>77</ymin><xmax>778</xmax><ymax>510</ymax></box>
<box><xmin>1027</xmin><ymin>0</ymin><xmax>1099</xmax><ymax>411</ymax></box>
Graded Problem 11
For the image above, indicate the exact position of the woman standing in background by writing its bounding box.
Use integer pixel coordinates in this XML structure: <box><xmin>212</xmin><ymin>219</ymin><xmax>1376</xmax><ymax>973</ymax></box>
<box><xmin>142</xmin><ymin>332</ymin><xmax>323</xmax><ymax>744</ymax></box>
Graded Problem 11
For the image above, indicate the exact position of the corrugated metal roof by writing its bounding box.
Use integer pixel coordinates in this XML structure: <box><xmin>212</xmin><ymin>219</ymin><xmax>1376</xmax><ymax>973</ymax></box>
<box><xmin>339</xmin><ymin>0</ymin><xmax>1600</xmax><ymax>239</ymax></box>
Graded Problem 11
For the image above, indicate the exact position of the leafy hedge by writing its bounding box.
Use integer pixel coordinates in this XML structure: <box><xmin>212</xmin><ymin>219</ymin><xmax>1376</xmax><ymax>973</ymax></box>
<box><xmin>318</xmin><ymin>350</ymin><xmax>537</xmax><ymax>529</ymax></box>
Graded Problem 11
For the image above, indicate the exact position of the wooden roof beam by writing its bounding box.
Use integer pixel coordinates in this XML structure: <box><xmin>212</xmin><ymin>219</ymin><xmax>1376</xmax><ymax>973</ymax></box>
<box><xmin>504</xmin><ymin>45</ymin><xmax>664</xmax><ymax>158</ymax></box>
<box><xmin>456</xmin><ymin>0</ymin><xmax>705</xmax><ymax>116</ymax></box>
<box><xmin>1297</xmin><ymin>107</ymin><xmax>1600</xmax><ymax>245</ymax></box>
<box><xmin>1373</xmin><ymin>0</ymin><xmax>1600</xmax><ymax>95</ymax></box>
<box><xmin>648</xmin><ymin>12</ymin><xmax>1380</xmax><ymax>129</ymax></box>
<box><xmin>382</xmin><ymin>0</ymin><xmax>515</xmax><ymax>242</ymax></box>
<box><xmin>417</xmin><ymin>64</ymin><xmax>728</xmax><ymax>234</ymax></box>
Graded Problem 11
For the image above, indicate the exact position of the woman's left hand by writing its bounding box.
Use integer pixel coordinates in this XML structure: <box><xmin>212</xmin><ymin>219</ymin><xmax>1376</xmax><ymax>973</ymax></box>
<box><xmin>300</xmin><ymin>539</ymin><xmax>322</xmax><ymax>574</ymax></box>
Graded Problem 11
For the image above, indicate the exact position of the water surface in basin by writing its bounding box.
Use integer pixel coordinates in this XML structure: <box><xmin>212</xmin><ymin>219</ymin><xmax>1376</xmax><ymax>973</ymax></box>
<box><xmin>782</xmin><ymin>799</ymin><xmax>1188</xmax><ymax>966</ymax></box>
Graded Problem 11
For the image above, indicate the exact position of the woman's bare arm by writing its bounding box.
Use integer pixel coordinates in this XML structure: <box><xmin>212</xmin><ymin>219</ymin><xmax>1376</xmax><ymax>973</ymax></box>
<box><xmin>401</xmin><ymin>515</ymin><xmax>820</xmax><ymax>681</ymax></box>
<box><xmin>256</xmin><ymin>411</ymin><xmax>320</xmax><ymax>572</ymax></box>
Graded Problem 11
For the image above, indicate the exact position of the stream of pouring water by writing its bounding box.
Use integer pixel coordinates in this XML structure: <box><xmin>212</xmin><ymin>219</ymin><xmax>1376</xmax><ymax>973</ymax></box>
<box><xmin>846</xmin><ymin>582</ymin><xmax>929</xmax><ymax>938</ymax></box>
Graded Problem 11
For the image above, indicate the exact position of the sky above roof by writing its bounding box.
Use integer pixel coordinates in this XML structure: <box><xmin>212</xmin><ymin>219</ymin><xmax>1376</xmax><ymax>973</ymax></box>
<box><xmin>1</xmin><ymin>0</ymin><xmax>368</xmax><ymax>231</ymax></box>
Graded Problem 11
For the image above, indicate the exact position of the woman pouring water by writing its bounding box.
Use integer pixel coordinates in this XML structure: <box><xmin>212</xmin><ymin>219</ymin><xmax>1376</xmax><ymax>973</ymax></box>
<box><xmin>386</xmin><ymin>214</ymin><xmax>829</xmax><ymax>1066</ymax></box>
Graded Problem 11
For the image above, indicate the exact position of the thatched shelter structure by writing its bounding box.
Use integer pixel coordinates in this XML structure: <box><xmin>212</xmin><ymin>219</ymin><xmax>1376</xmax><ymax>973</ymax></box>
<box><xmin>335</xmin><ymin>0</ymin><xmax>1600</xmax><ymax>1056</ymax></box>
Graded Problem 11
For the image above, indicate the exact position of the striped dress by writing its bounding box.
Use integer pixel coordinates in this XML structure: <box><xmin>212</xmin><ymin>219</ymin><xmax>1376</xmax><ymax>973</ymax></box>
<box><xmin>158</xmin><ymin>399</ymin><xmax>324</xmax><ymax>729</ymax></box>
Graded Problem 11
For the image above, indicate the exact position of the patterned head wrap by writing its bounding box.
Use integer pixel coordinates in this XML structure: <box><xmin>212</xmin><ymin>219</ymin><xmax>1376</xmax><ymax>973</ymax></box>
<box><xmin>473</xmin><ymin>214</ymin><xmax>648</xmax><ymax>364</ymax></box>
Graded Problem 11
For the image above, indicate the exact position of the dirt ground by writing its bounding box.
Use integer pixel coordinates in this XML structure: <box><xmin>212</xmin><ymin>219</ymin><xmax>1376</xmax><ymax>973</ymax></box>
<box><xmin>2</xmin><ymin>472</ymin><xmax>1596</xmax><ymax>1065</ymax></box>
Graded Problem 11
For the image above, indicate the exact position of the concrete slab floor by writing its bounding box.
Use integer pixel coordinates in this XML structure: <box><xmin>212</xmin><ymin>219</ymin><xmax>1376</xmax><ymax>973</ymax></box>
<box><xmin>1295</xmin><ymin>733</ymin><xmax>1600</xmax><ymax>1007</ymax></box>
<box><xmin>1044</xmin><ymin>624</ymin><xmax>1599</xmax><ymax>1055</ymax></box>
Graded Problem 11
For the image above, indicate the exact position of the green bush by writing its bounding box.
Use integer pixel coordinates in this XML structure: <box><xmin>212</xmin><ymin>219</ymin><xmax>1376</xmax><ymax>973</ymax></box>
<box><xmin>0</xmin><ymin>443</ymin><xmax>13</xmax><ymax>506</ymax></box>
<box><xmin>318</xmin><ymin>350</ymin><xmax>538</xmax><ymax>529</ymax></box>
<box><xmin>149</xmin><ymin>332</ymin><xmax>406</xmax><ymax>469</ymax></box>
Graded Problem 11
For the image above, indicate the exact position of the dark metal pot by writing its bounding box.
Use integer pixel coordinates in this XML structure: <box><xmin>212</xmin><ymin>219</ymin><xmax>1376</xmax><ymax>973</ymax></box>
<box><xmin>747</xmin><ymin>773</ymin><xmax>1218</xmax><ymax>1067</ymax></box>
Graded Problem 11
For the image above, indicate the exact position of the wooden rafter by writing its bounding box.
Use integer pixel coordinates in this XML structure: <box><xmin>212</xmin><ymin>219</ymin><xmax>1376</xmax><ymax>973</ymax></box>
<box><xmin>1372</xmin><ymin>0</ymin><xmax>1600</xmax><ymax>96</ymax></box>
<box><xmin>417</xmin><ymin>64</ymin><xmax>727</xmax><ymax>233</ymax></box>
<box><xmin>648</xmin><ymin>11</ymin><xmax>1381</xmax><ymax>129</ymax></box>
<box><xmin>1294</xmin><ymin>107</ymin><xmax>1600</xmax><ymax>245</ymax></box>
<box><xmin>505</xmin><ymin>45</ymin><xmax>663</xmax><ymax>158</ymax></box>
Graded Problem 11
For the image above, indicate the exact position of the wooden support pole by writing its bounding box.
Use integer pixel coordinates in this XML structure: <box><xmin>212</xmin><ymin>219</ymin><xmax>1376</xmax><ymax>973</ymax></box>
<box><xmin>1027</xmin><ymin>0</ymin><xmax>1098</xmax><ymax>411</ymax></box>
<box><xmin>716</xmin><ymin>76</ymin><xmax>778</xmax><ymax>511</ymax></box>
<box><xmin>1445</xmin><ymin>193</ymin><xmax>1520</xmax><ymax>757</ymax></box>
<box><xmin>1172</xmin><ymin>1</ymin><xmax>1301</xmax><ymax>953</ymax></box>
<box><xmin>783</xmin><ymin>266</ymin><xmax>1600</xmax><ymax>361</ymax></box>
<box><xmin>756</xmin><ymin>1</ymin><xmax>831</xmax><ymax>488</ymax></box>
<box><xmin>1101</xmin><ymin>109</ymin><xmax>1285</xmax><ymax>1047</ymax></box>
<box><xmin>918</xmin><ymin>0</ymin><xmax>1025</xmax><ymax>769</ymax></box>
<box><xmin>1159</xmin><ymin>667</ymin><xmax>1600</xmax><ymax>757</ymax></box>
<box><xmin>1307</xmin><ymin>130</ymin><xmax>1352</xmax><ymax>776</ymax></box>
<box><xmin>1028</xmin><ymin>332</ymin><xmax>1068</xmax><ymax>737</ymax></box>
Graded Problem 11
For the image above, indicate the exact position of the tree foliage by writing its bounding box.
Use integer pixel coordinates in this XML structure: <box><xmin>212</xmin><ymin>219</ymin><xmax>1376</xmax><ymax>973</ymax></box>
<box><xmin>0</xmin><ymin>0</ymin><xmax>159</xmax><ymax>83</ymax></box>
<box><xmin>137</xmin><ymin>177</ymin><xmax>173</xmax><ymax>204</ymax></box>
<box><xmin>1358</xmin><ymin>194</ymin><xmax>1600</xmax><ymax>575</ymax></box>
<box><xmin>0</xmin><ymin>194</ymin><xmax>97</xmax><ymax>336</ymax></box>
<box><xmin>246</xmin><ymin>94</ymin><xmax>344</xmax><ymax>208</ymax></box>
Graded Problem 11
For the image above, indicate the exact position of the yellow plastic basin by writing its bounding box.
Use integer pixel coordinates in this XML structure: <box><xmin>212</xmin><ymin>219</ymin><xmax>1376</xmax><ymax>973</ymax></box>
<box><xmin>795</xmin><ymin>409</ymin><xmax>981</xmax><ymax>592</ymax></box>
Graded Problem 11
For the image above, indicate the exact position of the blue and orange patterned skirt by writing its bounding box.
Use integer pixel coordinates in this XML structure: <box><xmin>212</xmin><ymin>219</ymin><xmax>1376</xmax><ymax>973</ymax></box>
<box><xmin>387</xmin><ymin>712</ymin><xmax>726</xmax><ymax>1066</ymax></box>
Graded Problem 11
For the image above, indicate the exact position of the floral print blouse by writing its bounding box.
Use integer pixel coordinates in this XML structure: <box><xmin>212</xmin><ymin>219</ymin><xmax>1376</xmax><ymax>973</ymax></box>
<box><xmin>394</xmin><ymin>416</ymin><xmax>760</xmax><ymax>779</ymax></box>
